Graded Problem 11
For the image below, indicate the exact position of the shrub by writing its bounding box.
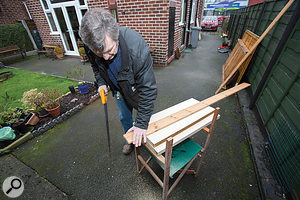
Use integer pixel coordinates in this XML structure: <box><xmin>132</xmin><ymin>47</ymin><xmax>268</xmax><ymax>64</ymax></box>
<box><xmin>21</xmin><ymin>88</ymin><xmax>46</xmax><ymax>111</ymax></box>
<box><xmin>41</xmin><ymin>88</ymin><xmax>62</xmax><ymax>109</ymax></box>
<box><xmin>54</xmin><ymin>46</ymin><xmax>63</xmax><ymax>55</ymax></box>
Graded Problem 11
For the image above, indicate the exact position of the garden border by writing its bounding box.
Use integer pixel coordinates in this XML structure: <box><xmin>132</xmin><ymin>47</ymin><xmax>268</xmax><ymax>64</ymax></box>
<box><xmin>0</xmin><ymin>65</ymin><xmax>100</xmax><ymax>155</ymax></box>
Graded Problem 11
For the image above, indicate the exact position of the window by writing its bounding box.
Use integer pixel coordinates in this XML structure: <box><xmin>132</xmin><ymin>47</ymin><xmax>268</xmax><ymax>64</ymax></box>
<box><xmin>180</xmin><ymin>0</ymin><xmax>186</xmax><ymax>26</ymax></box>
<box><xmin>190</xmin><ymin>0</ymin><xmax>195</xmax><ymax>24</ymax></box>
<box><xmin>108</xmin><ymin>0</ymin><xmax>118</xmax><ymax>23</ymax></box>
<box><xmin>110</xmin><ymin>9</ymin><xmax>119</xmax><ymax>22</ymax></box>
<box><xmin>47</xmin><ymin>13</ymin><xmax>58</xmax><ymax>31</ymax></box>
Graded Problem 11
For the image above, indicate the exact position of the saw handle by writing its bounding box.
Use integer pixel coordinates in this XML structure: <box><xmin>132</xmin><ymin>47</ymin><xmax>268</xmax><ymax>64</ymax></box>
<box><xmin>100</xmin><ymin>89</ymin><xmax>107</xmax><ymax>104</ymax></box>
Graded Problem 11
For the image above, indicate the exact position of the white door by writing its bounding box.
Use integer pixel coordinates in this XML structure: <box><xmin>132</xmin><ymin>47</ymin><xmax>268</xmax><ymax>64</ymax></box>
<box><xmin>52</xmin><ymin>2</ymin><xmax>81</xmax><ymax>55</ymax></box>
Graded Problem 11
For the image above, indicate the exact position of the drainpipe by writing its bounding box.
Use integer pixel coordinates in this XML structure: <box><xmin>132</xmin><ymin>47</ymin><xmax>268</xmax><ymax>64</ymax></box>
<box><xmin>23</xmin><ymin>2</ymin><xmax>32</xmax><ymax>19</ymax></box>
<box><xmin>249</xmin><ymin>0</ymin><xmax>300</xmax><ymax>109</ymax></box>
<box><xmin>19</xmin><ymin>20</ymin><xmax>38</xmax><ymax>50</ymax></box>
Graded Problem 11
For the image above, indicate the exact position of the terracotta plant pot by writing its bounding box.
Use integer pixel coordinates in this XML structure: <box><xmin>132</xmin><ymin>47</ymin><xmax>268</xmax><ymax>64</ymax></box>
<box><xmin>24</xmin><ymin>112</ymin><xmax>40</xmax><ymax>126</ymax></box>
<box><xmin>45</xmin><ymin>104</ymin><xmax>61</xmax><ymax>118</ymax></box>
<box><xmin>56</xmin><ymin>54</ymin><xmax>64</xmax><ymax>60</ymax></box>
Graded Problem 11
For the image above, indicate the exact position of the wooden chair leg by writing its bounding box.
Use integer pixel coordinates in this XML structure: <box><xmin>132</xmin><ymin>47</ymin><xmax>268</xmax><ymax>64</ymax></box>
<box><xmin>162</xmin><ymin>138</ymin><xmax>173</xmax><ymax>200</ymax></box>
<box><xmin>135</xmin><ymin>147</ymin><xmax>142</xmax><ymax>172</ymax></box>
<box><xmin>195</xmin><ymin>107</ymin><xmax>220</xmax><ymax>177</ymax></box>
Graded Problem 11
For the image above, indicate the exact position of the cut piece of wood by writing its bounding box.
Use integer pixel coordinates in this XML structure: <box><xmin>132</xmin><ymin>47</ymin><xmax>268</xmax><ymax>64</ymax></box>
<box><xmin>123</xmin><ymin>83</ymin><xmax>250</xmax><ymax>144</ymax></box>
<box><xmin>216</xmin><ymin>0</ymin><xmax>295</xmax><ymax>94</ymax></box>
<box><xmin>147</xmin><ymin>107</ymin><xmax>215</xmax><ymax>147</ymax></box>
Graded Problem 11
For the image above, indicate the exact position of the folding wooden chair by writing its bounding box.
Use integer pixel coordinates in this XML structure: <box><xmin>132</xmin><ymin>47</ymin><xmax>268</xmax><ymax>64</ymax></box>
<box><xmin>133</xmin><ymin>99</ymin><xmax>220</xmax><ymax>200</ymax></box>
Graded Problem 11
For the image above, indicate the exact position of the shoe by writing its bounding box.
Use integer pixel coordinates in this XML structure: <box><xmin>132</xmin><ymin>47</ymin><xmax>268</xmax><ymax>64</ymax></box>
<box><xmin>122</xmin><ymin>144</ymin><xmax>134</xmax><ymax>155</ymax></box>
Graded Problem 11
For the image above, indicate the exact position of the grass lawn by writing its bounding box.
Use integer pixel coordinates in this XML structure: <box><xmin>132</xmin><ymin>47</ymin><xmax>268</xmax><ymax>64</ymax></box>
<box><xmin>0</xmin><ymin>68</ymin><xmax>77</xmax><ymax>109</ymax></box>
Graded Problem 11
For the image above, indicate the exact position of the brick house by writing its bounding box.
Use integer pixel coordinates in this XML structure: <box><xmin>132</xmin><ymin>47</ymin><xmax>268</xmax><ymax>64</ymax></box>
<box><xmin>0</xmin><ymin>0</ymin><xmax>31</xmax><ymax>24</ymax></box>
<box><xmin>24</xmin><ymin>0</ymin><xmax>204</xmax><ymax>66</ymax></box>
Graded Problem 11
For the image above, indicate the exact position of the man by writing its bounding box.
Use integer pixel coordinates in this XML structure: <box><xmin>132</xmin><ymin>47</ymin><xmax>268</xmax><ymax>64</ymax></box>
<box><xmin>79</xmin><ymin>8</ymin><xmax>157</xmax><ymax>155</ymax></box>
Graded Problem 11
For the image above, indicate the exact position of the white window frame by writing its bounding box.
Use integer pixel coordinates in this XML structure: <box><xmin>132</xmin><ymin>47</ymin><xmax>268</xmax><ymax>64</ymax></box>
<box><xmin>179</xmin><ymin>0</ymin><xmax>185</xmax><ymax>26</ymax></box>
<box><xmin>190</xmin><ymin>0</ymin><xmax>196</xmax><ymax>24</ymax></box>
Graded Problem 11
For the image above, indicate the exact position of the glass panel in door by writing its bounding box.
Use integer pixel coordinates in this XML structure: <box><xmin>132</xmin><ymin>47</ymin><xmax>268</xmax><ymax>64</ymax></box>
<box><xmin>66</xmin><ymin>6</ymin><xmax>80</xmax><ymax>44</ymax></box>
<box><xmin>54</xmin><ymin>7</ymin><xmax>74</xmax><ymax>51</ymax></box>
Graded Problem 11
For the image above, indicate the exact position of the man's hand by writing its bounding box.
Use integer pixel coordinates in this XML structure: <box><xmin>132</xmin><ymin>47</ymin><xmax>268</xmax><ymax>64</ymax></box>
<box><xmin>98</xmin><ymin>85</ymin><xmax>108</xmax><ymax>96</ymax></box>
<box><xmin>127</xmin><ymin>126</ymin><xmax>147</xmax><ymax>147</ymax></box>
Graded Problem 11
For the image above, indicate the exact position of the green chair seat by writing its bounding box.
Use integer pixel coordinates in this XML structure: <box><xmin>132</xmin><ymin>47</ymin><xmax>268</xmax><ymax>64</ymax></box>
<box><xmin>159</xmin><ymin>138</ymin><xmax>203</xmax><ymax>178</ymax></box>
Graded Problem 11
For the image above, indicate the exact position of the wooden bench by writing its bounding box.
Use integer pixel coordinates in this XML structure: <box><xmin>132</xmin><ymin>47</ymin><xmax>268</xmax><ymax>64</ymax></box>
<box><xmin>0</xmin><ymin>45</ymin><xmax>26</xmax><ymax>59</ymax></box>
<box><xmin>37</xmin><ymin>43</ymin><xmax>57</xmax><ymax>60</ymax></box>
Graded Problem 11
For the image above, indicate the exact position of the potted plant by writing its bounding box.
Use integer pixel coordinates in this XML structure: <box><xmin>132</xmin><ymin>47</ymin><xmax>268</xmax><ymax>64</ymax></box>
<box><xmin>78</xmin><ymin>47</ymin><xmax>88</xmax><ymax>63</ymax></box>
<box><xmin>0</xmin><ymin>107</ymin><xmax>30</xmax><ymax>134</ymax></box>
<box><xmin>41</xmin><ymin>88</ymin><xmax>62</xmax><ymax>117</ymax></box>
<box><xmin>21</xmin><ymin>88</ymin><xmax>48</xmax><ymax>118</ymax></box>
<box><xmin>54</xmin><ymin>46</ymin><xmax>64</xmax><ymax>60</ymax></box>
<box><xmin>65</xmin><ymin>65</ymin><xmax>88</xmax><ymax>94</ymax></box>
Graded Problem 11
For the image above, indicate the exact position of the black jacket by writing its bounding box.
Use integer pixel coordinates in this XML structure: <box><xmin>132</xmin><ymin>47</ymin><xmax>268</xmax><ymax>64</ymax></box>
<box><xmin>85</xmin><ymin>27</ymin><xmax>157</xmax><ymax>130</ymax></box>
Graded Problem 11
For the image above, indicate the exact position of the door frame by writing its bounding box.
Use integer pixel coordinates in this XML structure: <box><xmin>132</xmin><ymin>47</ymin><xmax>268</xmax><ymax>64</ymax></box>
<box><xmin>51</xmin><ymin>2</ymin><xmax>81</xmax><ymax>55</ymax></box>
<box><xmin>40</xmin><ymin>0</ymin><xmax>87</xmax><ymax>56</ymax></box>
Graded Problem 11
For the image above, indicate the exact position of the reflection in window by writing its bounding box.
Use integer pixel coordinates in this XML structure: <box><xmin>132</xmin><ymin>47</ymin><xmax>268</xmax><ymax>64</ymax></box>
<box><xmin>79</xmin><ymin>0</ymin><xmax>85</xmax><ymax>5</ymax></box>
<box><xmin>47</xmin><ymin>13</ymin><xmax>57</xmax><ymax>31</ymax></box>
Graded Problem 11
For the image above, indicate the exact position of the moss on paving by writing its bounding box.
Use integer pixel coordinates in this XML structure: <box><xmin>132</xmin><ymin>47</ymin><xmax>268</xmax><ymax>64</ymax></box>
<box><xmin>16</xmin><ymin>121</ymin><xmax>71</xmax><ymax>162</ymax></box>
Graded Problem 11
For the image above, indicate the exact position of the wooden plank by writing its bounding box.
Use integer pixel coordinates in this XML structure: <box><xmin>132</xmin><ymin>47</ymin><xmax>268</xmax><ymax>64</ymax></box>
<box><xmin>216</xmin><ymin>0</ymin><xmax>295</xmax><ymax>94</ymax></box>
<box><xmin>123</xmin><ymin>83</ymin><xmax>250</xmax><ymax>144</ymax></box>
<box><xmin>238</xmin><ymin>39</ymin><xmax>249</xmax><ymax>54</ymax></box>
<box><xmin>144</xmin><ymin>143</ymin><xmax>165</xmax><ymax>164</ymax></box>
<box><xmin>151</xmin><ymin>113</ymin><xmax>220</xmax><ymax>155</ymax></box>
<box><xmin>147</xmin><ymin>107</ymin><xmax>215</xmax><ymax>147</ymax></box>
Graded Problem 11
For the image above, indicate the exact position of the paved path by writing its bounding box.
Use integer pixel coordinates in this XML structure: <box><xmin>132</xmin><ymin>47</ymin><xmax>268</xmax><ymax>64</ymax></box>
<box><xmin>0</xmin><ymin>33</ymin><xmax>261</xmax><ymax>200</ymax></box>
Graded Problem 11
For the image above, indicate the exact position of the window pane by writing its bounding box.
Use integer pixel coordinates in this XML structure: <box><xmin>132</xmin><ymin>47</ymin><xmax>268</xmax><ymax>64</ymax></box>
<box><xmin>54</xmin><ymin>7</ymin><xmax>74</xmax><ymax>51</ymax></box>
<box><xmin>41</xmin><ymin>0</ymin><xmax>49</xmax><ymax>9</ymax></box>
<box><xmin>47</xmin><ymin>13</ymin><xmax>57</xmax><ymax>31</ymax></box>
<box><xmin>50</xmin><ymin>0</ymin><xmax>74</xmax><ymax>4</ymax></box>
<box><xmin>81</xmin><ymin>9</ymin><xmax>87</xmax><ymax>17</ymax></box>
<box><xmin>111</xmin><ymin>9</ymin><xmax>118</xmax><ymax>23</ymax></box>
<box><xmin>66</xmin><ymin>6</ymin><xmax>80</xmax><ymax>43</ymax></box>
<box><xmin>79</xmin><ymin>0</ymin><xmax>85</xmax><ymax>5</ymax></box>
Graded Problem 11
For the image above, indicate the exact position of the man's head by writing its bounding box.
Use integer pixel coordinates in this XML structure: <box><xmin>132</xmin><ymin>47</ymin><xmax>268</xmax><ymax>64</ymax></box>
<box><xmin>79</xmin><ymin>8</ymin><xmax>119</xmax><ymax>60</ymax></box>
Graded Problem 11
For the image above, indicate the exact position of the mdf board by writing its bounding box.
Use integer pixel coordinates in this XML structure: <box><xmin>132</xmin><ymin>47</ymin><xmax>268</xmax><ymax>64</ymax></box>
<box><xmin>146</xmin><ymin>98</ymin><xmax>220</xmax><ymax>155</ymax></box>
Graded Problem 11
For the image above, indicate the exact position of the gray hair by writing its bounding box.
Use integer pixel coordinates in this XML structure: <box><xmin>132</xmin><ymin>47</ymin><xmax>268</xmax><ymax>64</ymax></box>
<box><xmin>79</xmin><ymin>8</ymin><xmax>119</xmax><ymax>53</ymax></box>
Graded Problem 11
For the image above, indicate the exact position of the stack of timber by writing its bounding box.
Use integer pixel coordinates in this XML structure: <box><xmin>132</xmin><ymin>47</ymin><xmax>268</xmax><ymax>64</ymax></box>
<box><xmin>146</xmin><ymin>98</ymin><xmax>219</xmax><ymax>154</ymax></box>
<box><xmin>124</xmin><ymin>83</ymin><xmax>251</xmax><ymax>154</ymax></box>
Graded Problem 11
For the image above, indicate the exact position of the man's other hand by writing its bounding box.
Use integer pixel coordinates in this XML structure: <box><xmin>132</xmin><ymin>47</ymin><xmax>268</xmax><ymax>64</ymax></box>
<box><xmin>127</xmin><ymin>126</ymin><xmax>147</xmax><ymax>147</ymax></box>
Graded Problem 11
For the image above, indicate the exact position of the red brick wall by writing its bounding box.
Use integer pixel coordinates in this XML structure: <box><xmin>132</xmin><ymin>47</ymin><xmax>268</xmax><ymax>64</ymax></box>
<box><xmin>24</xmin><ymin>0</ymin><xmax>199</xmax><ymax>66</ymax></box>
<box><xmin>25</xmin><ymin>0</ymin><xmax>63</xmax><ymax>46</ymax></box>
<box><xmin>0</xmin><ymin>0</ymin><xmax>30</xmax><ymax>24</ymax></box>
<box><xmin>88</xmin><ymin>0</ymin><xmax>171</xmax><ymax>66</ymax></box>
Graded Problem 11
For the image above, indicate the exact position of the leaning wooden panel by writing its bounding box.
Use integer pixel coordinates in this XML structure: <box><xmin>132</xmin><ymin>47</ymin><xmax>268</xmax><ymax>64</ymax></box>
<box><xmin>216</xmin><ymin>0</ymin><xmax>295</xmax><ymax>94</ymax></box>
